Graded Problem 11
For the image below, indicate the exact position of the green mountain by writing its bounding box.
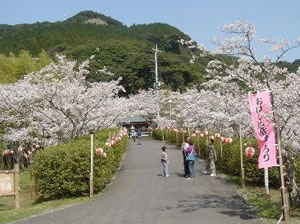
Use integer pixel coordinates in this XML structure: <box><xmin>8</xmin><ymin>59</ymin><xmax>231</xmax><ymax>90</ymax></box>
<box><xmin>0</xmin><ymin>11</ymin><xmax>238</xmax><ymax>93</ymax></box>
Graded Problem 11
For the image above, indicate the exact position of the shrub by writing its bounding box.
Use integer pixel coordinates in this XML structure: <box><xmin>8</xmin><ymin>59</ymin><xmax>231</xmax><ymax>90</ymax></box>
<box><xmin>32</xmin><ymin>129</ymin><xmax>128</xmax><ymax>200</ymax></box>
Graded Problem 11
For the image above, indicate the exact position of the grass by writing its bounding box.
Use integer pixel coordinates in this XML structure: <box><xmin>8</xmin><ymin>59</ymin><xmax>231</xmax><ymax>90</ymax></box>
<box><xmin>224</xmin><ymin>174</ymin><xmax>300</xmax><ymax>224</ymax></box>
<box><xmin>0</xmin><ymin>169</ymin><xmax>90</xmax><ymax>224</ymax></box>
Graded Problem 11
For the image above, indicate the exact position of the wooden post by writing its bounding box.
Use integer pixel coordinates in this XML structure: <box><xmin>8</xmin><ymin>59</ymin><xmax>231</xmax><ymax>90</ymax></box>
<box><xmin>166</xmin><ymin>129</ymin><xmax>169</xmax><ymax>141</ymax></box>
<box><xmin>90</xmin><ymin>133</ymin><xmax>94</xmax><ymax>198</ymax></box>
<box><xmin>206</xmin><ymin>136</ymin><xmax>209</xmax><ymax>148</ymax></box>
<box><xmin>277</xmin><ymin>129</ymin><xmax>289</xmax><ymax>221</ymax></box>
<box><xmin>220</xmin><ymin>140</ymin><xmax>223</xmax><ymax>160</ymax></box>
<box><xmin>220</xmin><ymin>138</ymin><xmax>223</xmax><ymax>169</ymax></box>
<box><xmin>239</xmin><ymin>126</ymin><xmax>245</xmax><ymax>189</ymax></box>
<box><xmin>30</xmin><ymin>166</ymin><xmax>35</xmax><ymax>199</ymax></box>
<box><xmin>14</xmin><ymin>164</ymin><xmax>20</xmax><ymax>209</ymax></box>
<box><xmin>268</xmin><ymin>91</ymin><xmax>289</xmax><ymax>221</ymax></box>
<box><xmin>30</xmin><ymin>166</ymin><xmax>33</xmax><ymax>198</ymax></box>
<box><xmin>219</xmin><ymin>130</ymin><xmax>223</xmax><ymax>163</ymax></box>
<box><xmin>197</xmin><ymin>135</ymin><xmax>200</xmax><ymax>155</ymax></box>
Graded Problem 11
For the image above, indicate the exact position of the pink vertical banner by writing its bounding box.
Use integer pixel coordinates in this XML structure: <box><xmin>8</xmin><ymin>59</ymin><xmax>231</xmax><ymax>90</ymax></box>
<box><xmin>249</xmin><ymin>90</ymin><xmax>278</xmax><ymax>169</ymax></box>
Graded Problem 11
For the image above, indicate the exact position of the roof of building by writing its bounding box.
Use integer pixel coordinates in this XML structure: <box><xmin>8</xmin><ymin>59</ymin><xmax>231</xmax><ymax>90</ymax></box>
<box><xmin>119</xmin><ymin>115</ymin><xmax>147</xmax><ymax>124</ymax></box>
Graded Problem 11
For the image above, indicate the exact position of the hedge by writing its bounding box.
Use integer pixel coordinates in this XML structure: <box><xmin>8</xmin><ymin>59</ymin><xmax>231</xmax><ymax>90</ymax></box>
<box><xmin>153</xmin><ymin>129</ymin><xmax>299</xmax><ymax>187</ymax></box>
<box><xmin>32</xmin><ymin>129</ymin><xmax>128</xmax><ymax>200</ymax></box>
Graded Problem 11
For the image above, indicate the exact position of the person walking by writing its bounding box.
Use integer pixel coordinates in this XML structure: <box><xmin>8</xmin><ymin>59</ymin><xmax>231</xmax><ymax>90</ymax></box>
<box><xmin>131</xmin><ymin>130</ymin><xmax>137</xmax><ymax>142</ymax></box>
<box><xmin>181</xmin><ymin>136</ymin><xmax>190</xmax><ymax>177</ymax></box>
<box><xmin>137</xmin><ymin>130</ymin><xmax>142</xmax><ymax>145</ymax></box>
<box><xmin>161</xmin><ymin>146</ymin><xmax>169</xmax><ymax>177</ymax></box>
<box><xmin>185</xmin><ymin>139</ymin><xmax>196</xmax><ymax>179</ymax></box>
<box><xmin>205</xmin><ymin>138</ymin><xmax>217</xmax><ymax>176</ymax></box>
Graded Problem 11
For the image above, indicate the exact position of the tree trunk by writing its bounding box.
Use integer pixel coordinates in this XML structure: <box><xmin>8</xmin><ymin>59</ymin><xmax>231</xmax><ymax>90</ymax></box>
<box><xmin>285</xmin><ymin>153</ymin><xmax>300</xmax><ymax>207</ymax></box>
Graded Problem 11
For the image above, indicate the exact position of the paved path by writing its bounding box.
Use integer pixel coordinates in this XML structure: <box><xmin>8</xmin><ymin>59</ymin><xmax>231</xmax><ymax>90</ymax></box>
<box><xmin>15</xmin><ymin>138</ymin><xmax>260</xmax><ymax>224</ymax></box>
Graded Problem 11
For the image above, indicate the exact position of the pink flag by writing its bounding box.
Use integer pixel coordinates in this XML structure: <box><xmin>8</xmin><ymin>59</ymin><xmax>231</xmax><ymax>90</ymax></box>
<box><xmin>249</xmin><ymin>91</ymin><xmax>278</xmax><ymax>169</ymax></box>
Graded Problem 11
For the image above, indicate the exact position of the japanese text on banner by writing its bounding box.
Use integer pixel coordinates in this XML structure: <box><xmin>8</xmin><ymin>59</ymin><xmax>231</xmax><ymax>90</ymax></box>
<box><xmin>249</xmin><ymin>90</ymin><xmax>278</xmax><ymax>169</ymax></box>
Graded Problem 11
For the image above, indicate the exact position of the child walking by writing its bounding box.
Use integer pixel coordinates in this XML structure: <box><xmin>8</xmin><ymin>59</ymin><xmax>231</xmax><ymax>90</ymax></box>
<box><xmin>161</xmin><ymin>146</ymin><xmax>169</xmax><ymax>177</ymax></box>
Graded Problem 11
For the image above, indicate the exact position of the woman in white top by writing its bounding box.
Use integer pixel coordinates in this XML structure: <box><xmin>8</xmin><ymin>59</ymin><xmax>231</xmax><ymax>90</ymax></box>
<box><xmin>181</xmin><ymin>136</ymin><xmax>190</xmax><ymax>177</ymax></box>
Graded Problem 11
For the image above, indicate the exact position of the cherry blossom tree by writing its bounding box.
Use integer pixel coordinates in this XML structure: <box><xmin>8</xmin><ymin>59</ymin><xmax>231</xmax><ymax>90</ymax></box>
<box><xmin>208</xmin><ymin>21</ymin><xmax>300</xmax><ymax>206</ymax></box>
<box><xmin>0</xmin><ymin>55</ymin><xmax>129</xmax><ymax>146</ymax></box>
<box><xmin>127</xmin><ymin>89</ymin><xmax>159</xmax><ymax>121</ymax></box>
<box><xmin>170</xmin><ymin>88</ymin><xmax>251</xmax><ymax>138</ymax></box>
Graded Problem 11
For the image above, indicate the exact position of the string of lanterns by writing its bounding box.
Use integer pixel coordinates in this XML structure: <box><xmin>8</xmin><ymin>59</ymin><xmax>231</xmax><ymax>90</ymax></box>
<box><xmin>154</xmin><ymin>127</ymin><xmax>256</xmax><ymax>158</ymax></box>
<box><xmin>95</xmin><ymin>128</ymin><xmax>128</xmax><ymax>158</ymax></box>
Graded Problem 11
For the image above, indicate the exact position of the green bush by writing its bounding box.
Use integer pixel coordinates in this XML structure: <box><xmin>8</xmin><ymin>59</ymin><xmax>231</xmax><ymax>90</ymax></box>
<box><xmin>32</xmin><ymin>129</ymin><xmax>128</xmax><ymax>200</ymax></box>
<box><xmin>153</xmin><ymin>129</ymin><xmax>298</xmax><ymax>187</ymax></box>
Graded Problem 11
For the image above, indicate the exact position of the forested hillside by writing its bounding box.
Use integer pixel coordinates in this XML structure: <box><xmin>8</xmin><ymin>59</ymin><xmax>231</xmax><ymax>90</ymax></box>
<box><xmin>0</xmin><ymin>10</ymin><xmax>298</xmax><ymax>94</ymax></box>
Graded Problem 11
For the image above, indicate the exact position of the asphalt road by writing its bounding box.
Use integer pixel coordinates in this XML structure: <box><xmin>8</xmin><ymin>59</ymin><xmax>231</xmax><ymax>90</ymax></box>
<box><xmin>14</xmin><ymin>138</ymin><xmax>260</xmax><ymax>224</ymax></box>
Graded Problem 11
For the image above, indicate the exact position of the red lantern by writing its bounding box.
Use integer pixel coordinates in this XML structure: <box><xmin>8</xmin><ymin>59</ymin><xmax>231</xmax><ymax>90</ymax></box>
<box><xmin>200</xmin><ymin>133</ymin><xmax>204</xmax><ymax>137</ymax></box>
<box><xmin>205</xmin><ymin>131</ymin><xmax>209</xmax><ymax>136</ymax></box>
<box><xmin>221</xmin><ymin>137</ymin><xmax>225</xmax><ymax>143</ymax></box>
<box><xmin>95</xmin><ymin>148</ymin><xmax>104</xmax><ymax>156</ymax></box>
<box><xmin>191</xmin><ymin>133</ymin><xmax>196</xmax><ymax>137</ymax></box>
<box><xmin>215</xmin><ymin>133</ymin><xmax>220</xmax><ymax>139</ymax></box>
<box><xmin>245</xmin><ymin>146</ymin><xmax>255</xmax><ymax>158</ymax></box>
<box><xmin>195</xmin><ymin>130</ymin><xmax>200</xmax><ymax>134</ymax></box>
<box><xmin>226</xmin><ymin>137</ymin><xmax>233</xmax><ymax>144</ymax></box>
<box><xmin>209</xmin><ymin>135</ymin><xmax>214</xmax><ymax>140</ymax></box>
<box><xmin>105</xmin><ymin>142</ymin><xmax>111</xmax><ymax>148</ymax></box>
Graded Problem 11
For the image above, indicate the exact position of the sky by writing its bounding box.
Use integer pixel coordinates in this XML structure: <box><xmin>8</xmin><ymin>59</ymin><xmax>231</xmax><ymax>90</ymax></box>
<box><xmin>0</xmin><ymin>0</ymin><xmax>299</xmax><ymax>62</ymax></box>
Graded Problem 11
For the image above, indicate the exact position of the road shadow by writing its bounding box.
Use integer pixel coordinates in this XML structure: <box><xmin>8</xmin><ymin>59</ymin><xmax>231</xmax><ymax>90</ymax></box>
<box><xmin>154</xmin><ymin>194</ymin><xmax>257</xmax><ymax>221</ymax></box>
<box><xmin>174</xmin><ymin>172</ymin><xmax>186</xmax><ymax>178</ymax></box>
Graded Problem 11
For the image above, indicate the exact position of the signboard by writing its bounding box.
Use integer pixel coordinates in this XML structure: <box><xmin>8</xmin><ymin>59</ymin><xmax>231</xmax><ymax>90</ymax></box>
<box><xmin>0</xmin><ymin>164</ymin><xmax>20</xmax><ymax>209</ymax></box>
<box><xmin>0</xmin><ymin>173</ymin><xmax>14</xmax><ymax>195</ymax></box>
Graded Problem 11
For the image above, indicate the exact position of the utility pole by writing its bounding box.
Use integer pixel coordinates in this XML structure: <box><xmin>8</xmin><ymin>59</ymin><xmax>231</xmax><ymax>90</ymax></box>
<box><xmin>152</xmin><ymin>44</ymin><xmax>160</xmax><ymax>119</ymax></box>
